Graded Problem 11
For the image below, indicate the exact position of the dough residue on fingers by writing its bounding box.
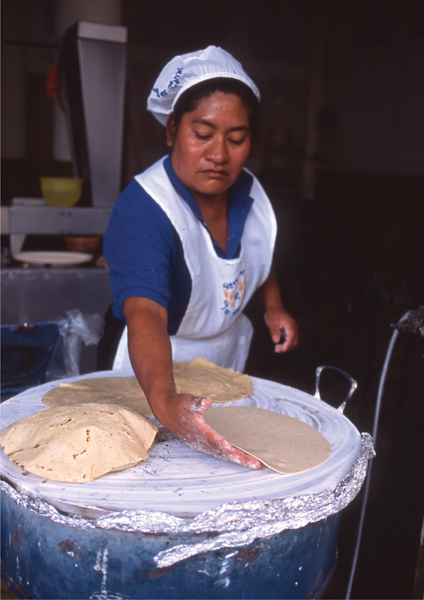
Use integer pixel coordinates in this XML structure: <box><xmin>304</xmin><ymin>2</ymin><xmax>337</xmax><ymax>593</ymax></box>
<box><xmin>173</xmin><ymin>393</ymin><xmax>261</xmax><ymax>469</ymax></box>
<box><xmin>171</xmin><ymin>394</ymin><xmax>260</xmax><ymax>468</ymax></box>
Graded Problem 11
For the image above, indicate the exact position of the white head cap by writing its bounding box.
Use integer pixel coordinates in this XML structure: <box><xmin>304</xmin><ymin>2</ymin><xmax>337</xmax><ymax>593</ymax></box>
<box><xmin>147</xmin><ymin>46</ymin><xmax>260</xmax><ymax>126</ymax></box>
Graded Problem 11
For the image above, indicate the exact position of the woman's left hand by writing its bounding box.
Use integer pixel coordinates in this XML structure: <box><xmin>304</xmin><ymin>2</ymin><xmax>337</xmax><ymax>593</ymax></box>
<box><xmin>265</xmin><ymin>306</ymin><xmax>298</xmax><ymax>352</ymax></box>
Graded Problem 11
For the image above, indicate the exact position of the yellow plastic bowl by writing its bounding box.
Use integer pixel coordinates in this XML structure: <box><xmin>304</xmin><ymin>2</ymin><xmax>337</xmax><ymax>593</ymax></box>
<box><xmin>40</xmin><ymin>177</ymin><xmax>83</xmax><ymax>207</ymax></box>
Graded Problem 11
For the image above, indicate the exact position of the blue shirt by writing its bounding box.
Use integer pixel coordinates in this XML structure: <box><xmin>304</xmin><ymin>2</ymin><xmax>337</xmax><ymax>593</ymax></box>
<box><xmin>104</xmin><ymin>153</ymin><xmax>255</xmax><ymax>334</ymax></box>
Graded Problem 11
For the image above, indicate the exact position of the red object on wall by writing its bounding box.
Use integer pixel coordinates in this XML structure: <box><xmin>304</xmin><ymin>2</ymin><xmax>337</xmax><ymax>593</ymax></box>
<box><xmin>46</xmin><ymin>61</ymin><xmax>58</xmax><ymax>99</ymax></box>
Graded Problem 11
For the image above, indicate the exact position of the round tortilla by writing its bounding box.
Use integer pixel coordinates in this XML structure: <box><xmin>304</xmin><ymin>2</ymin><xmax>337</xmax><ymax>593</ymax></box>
<box><xmin>42</xmin><ymin>377</ymin><xmax>153</xmax><ymax>416</ymax></box>
<box><xmin>1</xmin><ymin>403</ymin><xmax>158</xmax><ymax>483</ymax></box>
<box><xmin>42</xmin><ymin>358</ymin><xmax>253</xmax><ymax>411</ymax></box>
<box><xmin>204</xmin><ymin>406</ymin><xmax>332</xmax><ymax>474</ymax></box>
<box><xmin>172</xmin><ymin>357</ymin><xmax>254</xmax><ymax>402</ymax></box>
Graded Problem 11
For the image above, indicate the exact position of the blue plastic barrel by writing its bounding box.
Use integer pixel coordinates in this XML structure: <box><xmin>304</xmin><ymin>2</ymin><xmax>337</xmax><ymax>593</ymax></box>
<box><xmin>1</xmin><ymin>373</ymin><xmax>371</xmax><ymax>599</ymax></box>
<box><xmin>1</xmin><ymin>482</ymin><xmax>340</xmax><ymax>600</ymax></box>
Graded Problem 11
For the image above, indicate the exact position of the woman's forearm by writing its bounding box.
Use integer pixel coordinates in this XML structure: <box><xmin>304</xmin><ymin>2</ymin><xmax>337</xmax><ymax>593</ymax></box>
<box><xmin>259</xmin><ymin>263</ymin><xmax>284</xmax><ymax>311</ymax></box>
<box><xmin>123</xmin><ymin>296</ymin><xmax>176</xmax><ymax>420</ymax></box>
<box><xmin>258</xmin><ymin>263</ymin><xmax>298</xmax><ymax>352</ymax></box>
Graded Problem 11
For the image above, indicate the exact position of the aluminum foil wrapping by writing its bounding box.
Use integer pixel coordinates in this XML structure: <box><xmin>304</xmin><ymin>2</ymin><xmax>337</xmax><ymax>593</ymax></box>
<box><xmin>1</xmin><ymin>432</ymin><xmax>374</xmax><ymax>569</ymax></box>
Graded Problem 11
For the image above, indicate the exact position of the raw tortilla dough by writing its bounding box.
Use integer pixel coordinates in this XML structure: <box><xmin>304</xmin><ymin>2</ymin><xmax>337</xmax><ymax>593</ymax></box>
<box><xmin>204</xmin><ymin>406</ymin><xmax>332</xmax><ymax>474</ymax></box>
<box><xmin>42</xmin><ymin>358</ymin><xmax>253</xmax><ymax>412</ymax></box>
<box><xmin>0</xmin><ymin>403</ymin><xmax>158</xmax><ymax>483</ymax></box>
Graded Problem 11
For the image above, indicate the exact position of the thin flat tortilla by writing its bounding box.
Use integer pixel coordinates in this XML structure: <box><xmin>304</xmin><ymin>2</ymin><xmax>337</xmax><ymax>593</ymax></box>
<box><xmin>0</xmin><ymin>403</ymin><xmax>158</xmax><ymax>483</ymax></box>
<box><xmin>173</xmin><ymin>357</ymin><xmax>254</xmax><ymax>402</ymax></box>
<box><xmin>42</xmin><ymin>358</ymin><xmax>253</xmax><ymax>411</ymax></box>
<box><xmin>204</xmin><ymin>406</ymin><xmax>332</xmax><ymax>474</ymax></box>
<box><xmin>42</xmin><ymin>378</ymin><xmax>153</xmax><ymax>416</ymax></box>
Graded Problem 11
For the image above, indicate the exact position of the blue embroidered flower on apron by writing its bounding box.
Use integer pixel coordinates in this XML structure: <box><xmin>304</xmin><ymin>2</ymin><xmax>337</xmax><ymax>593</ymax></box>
<box><xmin>222</xmin><ymin>270</ymin><xmax>246</xmax><ymax>315</ymax></box>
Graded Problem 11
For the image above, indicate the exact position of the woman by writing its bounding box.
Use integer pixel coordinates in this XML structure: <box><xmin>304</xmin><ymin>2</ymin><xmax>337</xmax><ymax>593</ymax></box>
<box><xmin>104</xmin><ymin>46</ymin><xmax>298</xmax><ymax>469</ymax></box>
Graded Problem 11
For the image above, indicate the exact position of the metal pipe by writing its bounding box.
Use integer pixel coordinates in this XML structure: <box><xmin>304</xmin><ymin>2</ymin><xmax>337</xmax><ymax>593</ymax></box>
<box><xmin>345</xmin><ymin>310</ymin><xmax>410</xmax><ymax>599</ymax></box>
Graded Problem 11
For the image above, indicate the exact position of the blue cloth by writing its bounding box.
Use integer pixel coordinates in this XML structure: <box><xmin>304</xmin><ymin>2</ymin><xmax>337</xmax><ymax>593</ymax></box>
<box><xmin>104</xmin><ymin>153</ymin><xmax>254</xmax><ymax>334</ymax></box>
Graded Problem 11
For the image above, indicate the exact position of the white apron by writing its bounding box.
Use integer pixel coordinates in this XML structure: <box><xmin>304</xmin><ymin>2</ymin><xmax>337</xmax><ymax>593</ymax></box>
<box><xmin>113</xmin><ymin>157</ymin><xmax>277</xmax><ymax>372</ymax></box>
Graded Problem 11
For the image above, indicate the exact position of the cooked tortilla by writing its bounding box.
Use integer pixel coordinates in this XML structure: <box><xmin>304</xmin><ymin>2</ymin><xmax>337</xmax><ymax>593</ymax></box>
<box><xmin>172</xmin><ymin>357</ymin><xmax>254</xmax><ymax>402</ymax></box>
<box><xmin>42</xmin><ymin>377</ymin><xmax>153</xmax><ymax>416</ymax></box>
<box><xmin>42</xmin><ymin>358</ymin><xmax>253</xmax><ymax>412</ymax></box>
<box><xmin>204</xmin><ymin>406</ymin><xmax>332</xmax><ymax>474</ymax></box>
<box><xmin>1</xmin><ymin>403</ymin><xmax>158</xmax><ymax>482</ymax></box>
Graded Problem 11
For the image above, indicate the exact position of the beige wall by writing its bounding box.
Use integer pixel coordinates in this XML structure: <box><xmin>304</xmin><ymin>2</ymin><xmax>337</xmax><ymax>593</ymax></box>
<box><xmin>53</xmin><ymin>0</ymin><xmax>123</xmax><ymax>161</ymax></box>
<box><xmin>1</xmin><ymin>0</ymin><xmax>123</xmax><ymax>161</ymax></box>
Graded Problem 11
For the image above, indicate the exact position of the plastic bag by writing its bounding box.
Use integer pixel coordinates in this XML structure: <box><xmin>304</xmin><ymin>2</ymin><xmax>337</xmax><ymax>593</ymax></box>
<box><xmin>46</xmin><ymin>310</ymin><xmax>104</xmax><ymax>381</ymax></box>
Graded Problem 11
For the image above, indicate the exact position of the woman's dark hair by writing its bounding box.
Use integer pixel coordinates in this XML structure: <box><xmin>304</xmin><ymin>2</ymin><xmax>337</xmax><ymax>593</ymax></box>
<box><xmin>172</xmin><ymin>77</ymin><xmax>260</xmax><ymax>143</ymax></box>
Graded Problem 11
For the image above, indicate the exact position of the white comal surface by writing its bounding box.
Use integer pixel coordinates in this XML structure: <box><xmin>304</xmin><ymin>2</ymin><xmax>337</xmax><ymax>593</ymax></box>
<box><xmin>0</xmin><ymin>370</ymin><xmax>362</xmax><ymax>518</ymax></box>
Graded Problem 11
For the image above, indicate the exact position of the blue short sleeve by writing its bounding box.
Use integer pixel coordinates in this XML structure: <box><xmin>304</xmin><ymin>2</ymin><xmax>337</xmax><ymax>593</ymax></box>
<box><xmin>103</xmin><ymin>179</ymin><xmax>191</xmax><ymax>331</ymax></box>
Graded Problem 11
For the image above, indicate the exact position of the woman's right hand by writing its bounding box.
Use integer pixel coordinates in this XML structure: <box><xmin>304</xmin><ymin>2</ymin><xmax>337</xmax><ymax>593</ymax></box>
<box><xmin>123</xmin><ymin>297</ymin><xmax>259</xmax><ymax>469</ymax></box>
<box><xmin>152</xmin><ymin>392</ymin><xmax>261</xmax><ymax>469</ymax></box>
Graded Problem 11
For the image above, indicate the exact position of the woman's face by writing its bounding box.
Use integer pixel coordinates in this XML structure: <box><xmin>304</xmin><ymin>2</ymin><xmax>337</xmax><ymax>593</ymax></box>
<box><xmin>166</xmin><ymin>92</ymin><xmax>252</xmax><ymax>203</ymax></box>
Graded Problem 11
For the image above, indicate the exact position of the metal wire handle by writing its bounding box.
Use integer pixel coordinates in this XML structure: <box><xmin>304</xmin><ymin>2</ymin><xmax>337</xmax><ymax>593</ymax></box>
<box><xmin>314</xmin><ymin>365</ymin><xmax>358</xmax><ymax>413</ymax></box>
<box><xmin>345</xmin><ymin>309</ymin><xmax>412</xmax><ymax>599</ymax></box>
